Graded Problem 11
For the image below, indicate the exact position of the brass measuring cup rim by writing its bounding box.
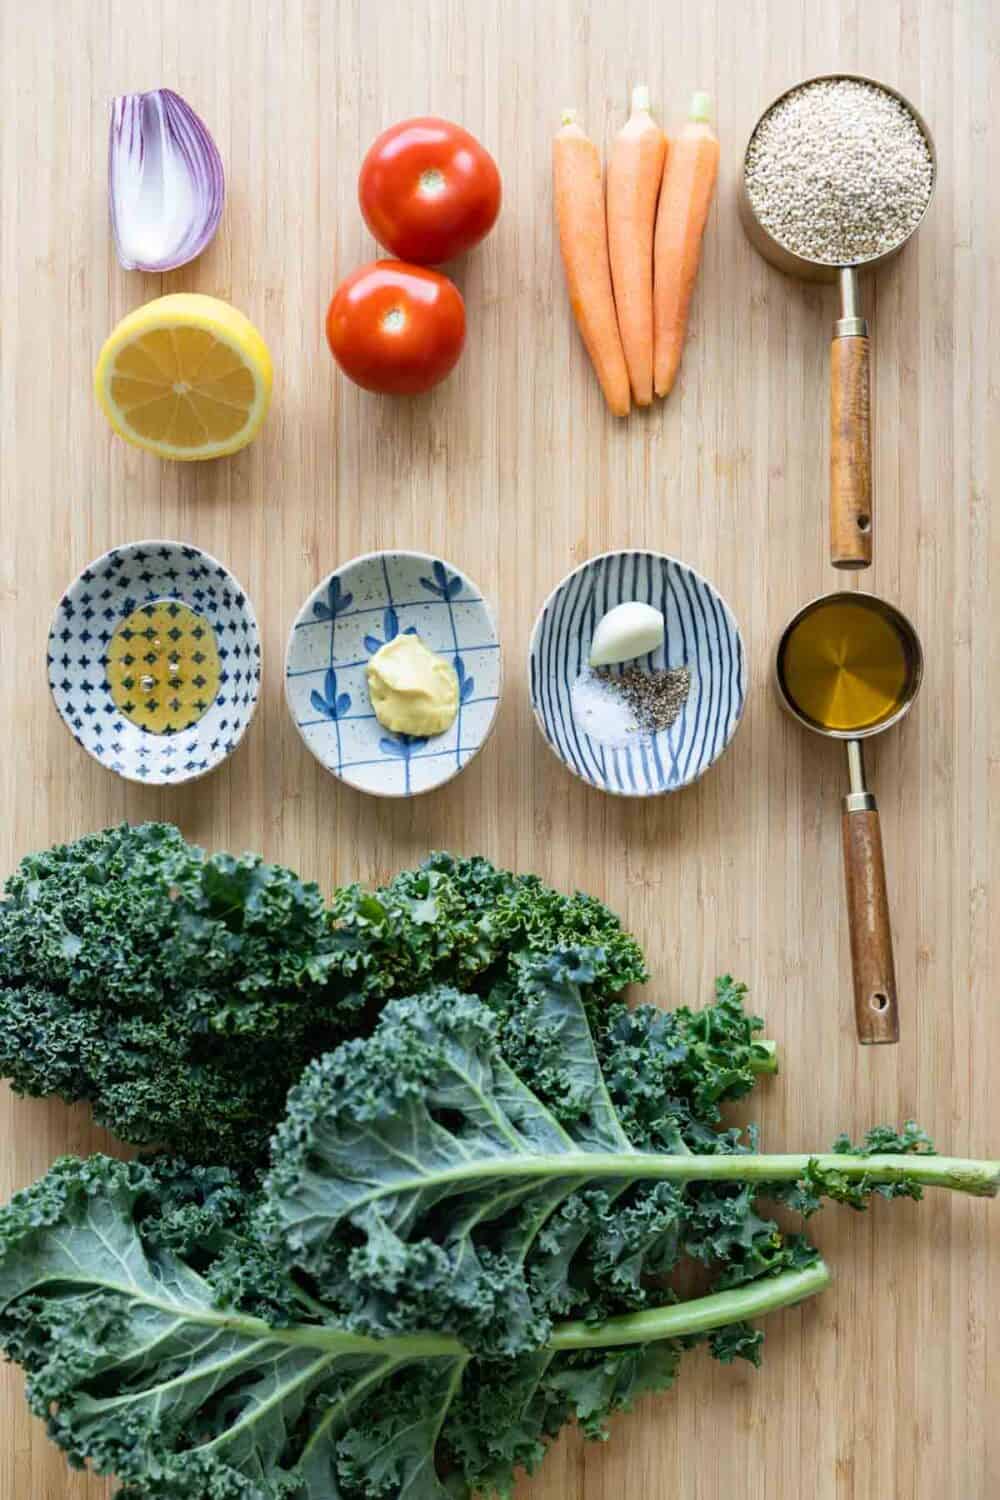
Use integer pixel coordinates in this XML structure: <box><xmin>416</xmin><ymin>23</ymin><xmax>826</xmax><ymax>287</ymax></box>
<box><xmin>773</xmin><ymin>590</ymin><xmax>925</xmax><ymax>739</ymax></box>
<box><xmin>739</xmin><ymin>72</ymin><xmax>938</xmax><ymax>282</ymax></box>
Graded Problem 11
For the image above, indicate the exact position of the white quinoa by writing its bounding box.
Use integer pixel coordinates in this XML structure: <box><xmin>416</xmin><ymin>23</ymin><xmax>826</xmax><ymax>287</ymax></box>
<box><xmin>744</xmin><ymin>77</ymin><xmax>934</xmax><ymax>265</ymax></box>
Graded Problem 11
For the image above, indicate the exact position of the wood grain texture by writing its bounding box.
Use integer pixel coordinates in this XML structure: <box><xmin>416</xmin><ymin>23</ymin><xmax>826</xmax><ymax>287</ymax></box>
<box><xmin>0</xmin><ymin>1</ymin><xmax>997</xmax><ymax>1496</ymax></box>
<box><xmin>842</xmin><ymin>805</ymin><xmax>899</xmax><ymax>1044</ymax></box>
<box><xmin>830</xmin><ymin>334</ymin><xmax>873</xmax><ymax>567</ymax></box>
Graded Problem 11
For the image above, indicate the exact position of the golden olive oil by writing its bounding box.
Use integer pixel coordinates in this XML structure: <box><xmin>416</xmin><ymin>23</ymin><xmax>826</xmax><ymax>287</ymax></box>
<box><xmin>107</xmin><ymin>600</ymin><xmax>221</xmax><ymax>734</ymax></box>
<box><xmin>779</xmin><ymin>598</ymin><xmax>911</xmax><ymax>732</ymax></box>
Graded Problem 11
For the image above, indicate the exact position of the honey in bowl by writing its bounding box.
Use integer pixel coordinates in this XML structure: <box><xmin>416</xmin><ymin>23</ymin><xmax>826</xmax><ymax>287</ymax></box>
<box><xmin>107</xmin><ymin>600</ymin><xmax>221</xmax><ymax>734</ymax></box>
<box><xmin>778</xmin><ymin>596</ymin><xmax>913</xmax><ymax>733</ymax></box>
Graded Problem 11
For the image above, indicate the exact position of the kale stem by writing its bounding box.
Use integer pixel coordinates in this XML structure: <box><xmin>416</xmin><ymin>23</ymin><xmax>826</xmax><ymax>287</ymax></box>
<box><xmin>345</xmin><ymin>1152</ymin><xmax>1000</xmax><ymax>1205</ymax></box>
<box><xmin>751</xmin><ymin>1039</ymin><xmax>778</xmax><ymax>1074</ymax></box>
<box><xmin>547</xmin><ymin>1260</ymin><xmax>831</xmax><ymax>1350</ymax></box>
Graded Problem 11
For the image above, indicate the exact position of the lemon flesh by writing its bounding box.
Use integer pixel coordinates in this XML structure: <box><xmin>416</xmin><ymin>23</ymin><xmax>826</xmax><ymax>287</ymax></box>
<box><xmin>95</xmin><ymin>294</ymin><xmax>272</xmax><ymax>461</ymax></box>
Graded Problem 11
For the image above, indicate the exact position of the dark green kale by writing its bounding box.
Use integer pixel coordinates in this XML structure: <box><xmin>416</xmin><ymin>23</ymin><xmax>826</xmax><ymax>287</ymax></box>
<box><xmin>0</xmin><ymin>828</ymin><xmax>645</xmax><ymax>1168</ymax></box>
<box><xmin>1</xmin><ymin>831</ymin><xmax>995</xmax><ymax>1499</ymax></box>
<box><xmin>328</xmin><ymin>852</ymin><xmax>646</xmax><ymax>1018</ymax></box>
<box><xmin>0</xmin><ymin>974</ymin><xmax>995</xmax><ymax>1500</ymax></box>
<box><xmin>0</xmin><ymin>824</ymin><xmax>343</xmax><ymax>1167</ymax></box>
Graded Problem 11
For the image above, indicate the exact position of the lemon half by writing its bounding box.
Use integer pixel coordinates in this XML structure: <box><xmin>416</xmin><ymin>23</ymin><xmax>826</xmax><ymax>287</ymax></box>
<box><xmin>95</xmin><ymin>294</ymin><xmax>273</xmax><ymax>461</ymax></box>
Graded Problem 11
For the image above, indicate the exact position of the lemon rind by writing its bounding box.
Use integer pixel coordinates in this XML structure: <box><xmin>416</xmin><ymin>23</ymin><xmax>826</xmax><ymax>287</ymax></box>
<box><xmin>95</xmin><ymin>305</ymin><xmax>273</xmax><ymax>462</ymax></box>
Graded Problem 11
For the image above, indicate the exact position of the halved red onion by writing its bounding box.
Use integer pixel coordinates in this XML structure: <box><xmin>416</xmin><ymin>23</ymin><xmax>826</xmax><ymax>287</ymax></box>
<box><xmin>109</xmin><ymin>89</ymin><xmax>225</xmax><ymax>273</ymax></box>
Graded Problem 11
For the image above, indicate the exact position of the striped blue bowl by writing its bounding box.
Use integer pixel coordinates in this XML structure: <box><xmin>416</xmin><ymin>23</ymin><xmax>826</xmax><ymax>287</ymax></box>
<box><xmin>529</xmin><ymin>551</ymin><xmax>747</xmax><ymax>796</ymax></box>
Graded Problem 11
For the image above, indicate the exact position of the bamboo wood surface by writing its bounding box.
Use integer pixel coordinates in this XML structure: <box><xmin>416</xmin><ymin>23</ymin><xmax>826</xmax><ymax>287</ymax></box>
<box><xmin>1</xmin><ymin>1</ymin><xmax>998</xmax><ymax>1497</ymax></box>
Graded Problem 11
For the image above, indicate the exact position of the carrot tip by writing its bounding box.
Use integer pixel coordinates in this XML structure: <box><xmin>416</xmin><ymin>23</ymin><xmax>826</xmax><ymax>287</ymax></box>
<box><xmin>560</xmin><ymin>108</ymin><xmax>579</xmax><ymax>126</ymax></box>
<box><xmin>631</xmin><ymin>84</ymin><xmax>651</xmax><ymax>113</ymax></box>
<box><xmin>690</xmin><ymin>91</ymin><xmax>713</xmax><ymax>123</ymax></box>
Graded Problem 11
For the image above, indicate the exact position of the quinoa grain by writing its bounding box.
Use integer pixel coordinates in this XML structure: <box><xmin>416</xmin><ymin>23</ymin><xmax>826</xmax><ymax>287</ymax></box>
<box><xmin>744</xmin><ymin>78</ymin><xmax>933</xmax><ymax>266</ymax></box>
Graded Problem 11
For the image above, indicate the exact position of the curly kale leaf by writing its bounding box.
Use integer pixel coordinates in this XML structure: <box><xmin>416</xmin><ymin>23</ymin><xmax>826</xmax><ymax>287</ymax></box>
<box><xmin>259</xmin><ymin>983</ymin><xmax>608</xmax><ymax>1356</ymax></box>
<box><xmin>2</xmin><ymin>975</ymin><xmax>993</xmax><ymax>1500</ymax></box>
<box><xmin>0</xmin><ymin>1150</ymin><xmax>817</xmax><ymax>1500</ymax></box>
<box><xmin>591</xmin><ymin>976</ymin><xmax>772</xmax><ymax>1153</ymax></box>
<box><xmin>0</xmin><ymin>978</ymin><xmax>815</xmax><ymax>1500</ymax></box>
<box><xmin>0</xmin><ymin>1155</ymin><xmax>468</xmax><ymax>1499</ymax></box>
<box><xmin>708</xmin><ymin>1322</ymin><xmax>765</xmax><ymax>1366</ymax></box>
<box><xmin>526</xmin><ymin>1181</ymin><xmax>684</xmax><ymax>1323</ymax></box>
<box><xmin>761</xmin><ymin>1124</ymin><xmax>940</xmax><ymax>1216</ymax></box>
<box><xmin>800</xmin><ymin>1122</ymin><xmax>937</xmax><ymax>1210</ymax></box>
<box><xmin>669</xmin><ymin>975</ymin><xmax>770</xmax><ymax>1113</ymax></box>
<box><xmin>833</xmin><ymin>1120</ymin><xmax>936</xmax><ymax>1157</ymax></box>
<box><xmin>326</xmin><ymin>854</ymin><xmax>646</xmax><ymax>1020</ymax></box>
<box><xmin>0</xmin><ymin>830</ymin><xmax>647</xmax><ymax>1170</ymax></box>
<box><xmin>0</xmin><ymin>825</ymin><xmax>342</xmax><ymax>1165</ymax></box>
<box><xmin>487</xmin><ymin>963</ymin><xmax>772</xmax><ymax>1155</ymax></box>
<box><xmin>442</xmin><ymin>1336</ymin><xmax>686</xmax><ymax>1495</ymax></box>
<box><xmin>260</xmin><ymin>980</ymin><xmax>814</xmax><ymax>1363</ymax></box>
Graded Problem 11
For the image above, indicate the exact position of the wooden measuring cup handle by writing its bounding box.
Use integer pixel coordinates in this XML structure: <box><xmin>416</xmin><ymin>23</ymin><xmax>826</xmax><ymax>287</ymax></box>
<box><xmin>830</xmin><ymin>332</ymin><xmax>872</xmax><ymax>568</ymax></box>
<box><xmin>841</xmin><ymin>798</ymin><xmax>898</xmax><ymax>1043</ymax></box>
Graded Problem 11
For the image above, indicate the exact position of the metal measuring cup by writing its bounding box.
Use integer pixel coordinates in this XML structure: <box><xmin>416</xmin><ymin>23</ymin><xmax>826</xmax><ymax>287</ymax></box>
<box><xmin>740</xmin><ymin>74</ymin><xmax>936</xmax><ymax>569</ymax></box>
<box><xmin>774</xmin><ymin>592</ymin><xmax>924</xmax><ymax>1045</ymax></box>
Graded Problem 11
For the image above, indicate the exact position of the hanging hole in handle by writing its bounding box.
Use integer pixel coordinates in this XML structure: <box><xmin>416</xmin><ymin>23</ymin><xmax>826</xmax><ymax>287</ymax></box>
<box><xmin>870</xmin><ymin>991</ymin><xmax>889</xmax><ymax>1012</ymax></box>
<box><xmin>857</xmin><ymin>514</ymin><xmax>871</xmax><ymax>533</ymax></box>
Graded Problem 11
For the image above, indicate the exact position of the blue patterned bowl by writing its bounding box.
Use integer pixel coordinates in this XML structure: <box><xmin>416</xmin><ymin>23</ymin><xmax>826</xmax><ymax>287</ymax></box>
<box><xmin>48</xmin><ymin>541</ymin><xmax>261</xmax><ymax>785</ymax></box>
<box><xmin>285</xmin><ymin>552</ymin><xmax>501</xmax><ymax>797</ymax></box>
<box><xmin>529</xmin><ymin>551</ymin><xmax>747</xmax><ymax>796</ymax></box>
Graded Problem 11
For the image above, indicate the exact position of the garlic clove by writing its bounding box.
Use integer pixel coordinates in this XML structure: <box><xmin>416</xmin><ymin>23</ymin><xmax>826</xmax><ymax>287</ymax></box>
<box><xmin>590</xmin><ymin>602</ymin><xmax>665</xmax><ymax>666</ymax></box>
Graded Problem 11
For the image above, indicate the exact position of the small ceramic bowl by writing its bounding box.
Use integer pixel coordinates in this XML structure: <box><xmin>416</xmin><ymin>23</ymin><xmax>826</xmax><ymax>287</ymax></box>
<box><xmin>48</xmin><ymin>541</ymin><xmax>261</xmax><ymax>785</ymax></box>
<box><xmin>529</xmin><ymin>550</ymin><xmax>747</xmax><ymax>796</ymax></box>
<box><xmin>285</xmin><ymin>551</ymin><xmax>501</xmax><ymax>797</ymax></box>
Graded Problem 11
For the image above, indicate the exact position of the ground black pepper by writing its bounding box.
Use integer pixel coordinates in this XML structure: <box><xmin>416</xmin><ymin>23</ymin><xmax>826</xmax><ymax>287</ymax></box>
<box><xmin>594</xmin><ymin>665</ymin><xmax>691</xmax><ymax>733</ymax></box>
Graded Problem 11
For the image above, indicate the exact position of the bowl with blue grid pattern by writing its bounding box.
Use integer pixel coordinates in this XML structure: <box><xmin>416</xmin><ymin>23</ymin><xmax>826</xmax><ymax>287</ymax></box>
<box><xmin>529</xmin><ymin>550</ymin><xmax>747</xmax><ymax>796</ymax></box>
<box><xmin>285</xmin><ymin>551</ymin><xmax>501</xmax><ymax>797</ymax></box>
<box><xmin>47</xmin><ymin>541</ymin><xmax>261</xmax><ymax>785</ymax></box>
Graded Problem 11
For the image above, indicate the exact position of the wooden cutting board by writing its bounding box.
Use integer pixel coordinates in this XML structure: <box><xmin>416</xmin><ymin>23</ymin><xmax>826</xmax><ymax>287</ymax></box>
<box><xmin>1</xmin><ymin>2</ymin><xmax>997</xmax><ymax>1497</ymax></box>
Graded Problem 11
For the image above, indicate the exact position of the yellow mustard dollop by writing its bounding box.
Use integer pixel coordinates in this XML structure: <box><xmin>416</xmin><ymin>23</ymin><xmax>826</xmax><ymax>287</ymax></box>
<box><xmin>366</xmin><ymin>634</ymin><xmax>460</xmax><ymax>737</ymax></box>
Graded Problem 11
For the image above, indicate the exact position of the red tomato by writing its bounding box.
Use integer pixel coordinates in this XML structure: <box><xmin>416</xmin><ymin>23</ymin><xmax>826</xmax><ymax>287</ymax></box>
<box><xmin>358</xmin><ymin>117</ymin><xmax>501</xmax><ymax>264</ymax></box>
<box><xmin>325</xmin><ymin>260</ymin><xmax>466</xmax><ymax>395</ymax></box>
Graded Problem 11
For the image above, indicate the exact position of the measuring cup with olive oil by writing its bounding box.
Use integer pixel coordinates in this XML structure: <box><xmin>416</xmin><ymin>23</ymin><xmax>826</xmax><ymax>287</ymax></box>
<box><xmin>775</xmin><ymin>593</ymin><xmax>924</xmax><ymax>1044</ymax></box>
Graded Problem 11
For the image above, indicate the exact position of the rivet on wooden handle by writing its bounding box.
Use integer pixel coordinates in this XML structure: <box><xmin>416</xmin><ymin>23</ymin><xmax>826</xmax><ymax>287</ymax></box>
<box><xmin>841</xmin><ymin>805</ymin><xmax>898</xmax><ymax>1044</ymax></box>
<box><xmin>830</xmin><ymin>334</ymin><xmax>872</xmax><ymax>569</ymax></box>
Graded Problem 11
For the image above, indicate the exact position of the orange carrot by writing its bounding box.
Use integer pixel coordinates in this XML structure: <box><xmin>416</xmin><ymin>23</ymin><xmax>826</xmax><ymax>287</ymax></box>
<box><xmin>607</xmin><ymin>85</ymin><xmax>668</xmax><ymax>406</ymax></box>
<box><xmin>653</xmin><ymin>91</ymin><xmax>720</xmax><ymax>398</ymax></box>
<box><xmin>553</xmin><ymin>110</ymin><xmax>630</xmax><ymax>417</ymax></box>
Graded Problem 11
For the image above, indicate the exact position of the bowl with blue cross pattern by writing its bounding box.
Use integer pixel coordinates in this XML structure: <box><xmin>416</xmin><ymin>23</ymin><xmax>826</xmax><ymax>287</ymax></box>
<box><xmin>47</xmin><ymin>541</ymin><xmax>261</xmax><ymax>785</ymax></box>
<box><xmin>285</xmin><ymin>551</ymin><xmax>502</xmax><ymax>797</ymax></box>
